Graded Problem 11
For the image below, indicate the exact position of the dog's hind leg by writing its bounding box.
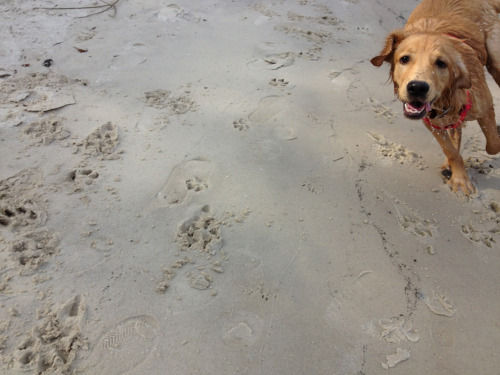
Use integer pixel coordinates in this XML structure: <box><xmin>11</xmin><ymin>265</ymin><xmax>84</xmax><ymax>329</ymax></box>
<box><xmin>483</xmin><ymin>20</ymin><xmax>500</xmax><ymax>154</ymax></box>
<box><xmin>485</xmin><ymin>22</ymin><xmax>500</xmax><ymax>87</ymax></box>
<box><xmin>477</xmin><ymin>107</ymin><xmax>500</xmax><ymax>155</ymax></box>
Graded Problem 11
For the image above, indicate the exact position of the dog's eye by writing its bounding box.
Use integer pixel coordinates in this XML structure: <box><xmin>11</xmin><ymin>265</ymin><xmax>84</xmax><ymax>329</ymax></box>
<box><xmin>436</xmin><ymin>59</ymin><xmax>447</xmax><ymax>69</ymax></box>
<box><xmin>399</xmin><ymin>55</ymin><xmax>410</xmax><ymax>64</ymax></box>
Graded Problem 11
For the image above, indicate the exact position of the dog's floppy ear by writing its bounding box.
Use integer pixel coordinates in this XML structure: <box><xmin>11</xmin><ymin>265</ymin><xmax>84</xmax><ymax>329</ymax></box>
<box><xmin>453</xmin><ymin>53</ymin><xmax>472</xmax><ymax>89</ymax></box>
<box><xmin>371</xmin><ymin>30</ymin><xmax>405</xmax><ymax>67</ymax></box>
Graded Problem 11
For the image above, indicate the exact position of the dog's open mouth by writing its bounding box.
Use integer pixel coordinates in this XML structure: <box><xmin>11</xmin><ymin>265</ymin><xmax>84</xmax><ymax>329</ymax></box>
<box><xmin>403</xmin><ymin>101</ymin><xmax>432</xmax><ymax>119</ymax></box>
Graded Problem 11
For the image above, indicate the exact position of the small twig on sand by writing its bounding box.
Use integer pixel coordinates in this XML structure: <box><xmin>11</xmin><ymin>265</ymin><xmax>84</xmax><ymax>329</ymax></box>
<box><xmin>34</xmin><ymin>0</ymin><xmax>120</xmax><ymax>18</ymax></box>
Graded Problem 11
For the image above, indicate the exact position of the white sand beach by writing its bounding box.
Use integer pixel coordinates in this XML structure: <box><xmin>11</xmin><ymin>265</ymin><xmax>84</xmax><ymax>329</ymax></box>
<box><xmin>1</xmin><ymin>0</ymin><xmax>499</xmax><ymax>374</ymax></box>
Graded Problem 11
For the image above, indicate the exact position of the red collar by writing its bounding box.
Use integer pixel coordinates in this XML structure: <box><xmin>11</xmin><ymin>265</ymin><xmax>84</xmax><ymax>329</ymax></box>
<box><xmin>424</xmin><ymin>91</ymin><xmax>472</xmax><ymax>130</ymax></box>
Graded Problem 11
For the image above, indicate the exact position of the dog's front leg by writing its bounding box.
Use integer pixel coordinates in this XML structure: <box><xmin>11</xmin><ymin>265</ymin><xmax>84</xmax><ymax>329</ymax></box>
<box><xmin>423</xmin><ymin>122</ymin><xmax>476</xmax><ymax>195</ymax></box>
<box><xmin>448</xmin><ymin>127</ymin><xmax>462</xmax><ymax>154</ymax></box>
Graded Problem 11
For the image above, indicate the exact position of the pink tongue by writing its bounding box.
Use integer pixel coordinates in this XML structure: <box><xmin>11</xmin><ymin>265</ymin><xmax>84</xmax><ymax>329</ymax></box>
<box><xmin>425</xmin><ymin>102</ymin><xmax>431</xmax><ymax>112</ymax></box>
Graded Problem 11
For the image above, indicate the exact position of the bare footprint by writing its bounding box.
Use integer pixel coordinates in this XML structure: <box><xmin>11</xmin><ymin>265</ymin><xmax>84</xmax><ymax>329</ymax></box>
<box><xmin>248</xmin><ymin>96</ymin><xmax>283</xmax><ymax>123</ymax></box>
<box><xmin>228</xmin><ymin>249</ymin><xmax>264</xmax><ymax>296</ymax></box>
<box><xmin>273</xmin><ymin>126</ymin><xmax>297</xmax><ymax>140</ymax></box>
<box><xmin>250</xmin><ymin>139</ymin><xmax>282</xmax><ymax>161</ymax></box>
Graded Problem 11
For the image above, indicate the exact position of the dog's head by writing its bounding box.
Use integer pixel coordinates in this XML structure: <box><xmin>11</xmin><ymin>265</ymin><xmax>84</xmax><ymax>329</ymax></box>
<box><xmin>371</xmin><ymin>31</ymin><xmax>472</xmax><ymax>119</ymax></box>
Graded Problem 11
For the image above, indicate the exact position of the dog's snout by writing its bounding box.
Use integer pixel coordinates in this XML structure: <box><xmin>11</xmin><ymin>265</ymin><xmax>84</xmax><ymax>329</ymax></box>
<box><xmin>407</xmin><ymin>80</ymin><xmax>430</xmax><ymax>97</ymax></box>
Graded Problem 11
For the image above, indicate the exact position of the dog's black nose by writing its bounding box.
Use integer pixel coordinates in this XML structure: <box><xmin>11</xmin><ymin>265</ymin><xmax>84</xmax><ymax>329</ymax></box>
<box><xmin>407</xmin><ymin>80</ymin><xmax>430</xmax><ymax>97</ymax></box>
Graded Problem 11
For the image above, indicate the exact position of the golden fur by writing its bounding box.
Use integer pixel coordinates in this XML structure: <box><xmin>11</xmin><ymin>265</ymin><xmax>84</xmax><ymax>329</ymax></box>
<box><xmin>371</xmin><ymin>0</ymin><xmax>500</xmax><ymax>195</ymax></box>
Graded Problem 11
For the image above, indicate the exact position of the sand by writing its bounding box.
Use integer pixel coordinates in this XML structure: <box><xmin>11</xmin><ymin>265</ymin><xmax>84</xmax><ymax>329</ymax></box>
<box><xmin>1</xmin><ymin>0</ymin><xmax>499</xmax><ymax>374</ymax></box>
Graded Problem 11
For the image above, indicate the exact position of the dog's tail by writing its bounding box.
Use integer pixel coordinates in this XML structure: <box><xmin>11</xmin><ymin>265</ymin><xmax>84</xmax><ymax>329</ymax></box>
<box><xmin>490</xmin><ymin>0</ymin><xmax>500</xmax><ymax>13</ymax></box>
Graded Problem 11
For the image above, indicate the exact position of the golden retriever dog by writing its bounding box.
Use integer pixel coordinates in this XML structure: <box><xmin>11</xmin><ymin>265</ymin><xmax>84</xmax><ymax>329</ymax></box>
<box><xmin>371</xmin><ymin>0</ymin><xmax>500</xmax><ymax>195</ymax></box>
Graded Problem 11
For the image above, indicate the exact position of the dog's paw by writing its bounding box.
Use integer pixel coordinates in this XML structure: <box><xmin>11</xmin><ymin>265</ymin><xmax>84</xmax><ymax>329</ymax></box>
<box><xmin>447</xmin><ymin>174</ymin><xmax>476</xmax><ymax>196</ymax></box>
<box><xmin>441</xmin><ymin>159</ymin><xmax>476</xmax><ymax>196</ymax></box>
